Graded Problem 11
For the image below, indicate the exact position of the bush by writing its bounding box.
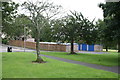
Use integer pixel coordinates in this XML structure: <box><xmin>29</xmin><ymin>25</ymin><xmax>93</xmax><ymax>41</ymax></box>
<box><xmin>2</xmin><ymin>39</ymin><xmax>8</xmax><ymax>44</ymax></box>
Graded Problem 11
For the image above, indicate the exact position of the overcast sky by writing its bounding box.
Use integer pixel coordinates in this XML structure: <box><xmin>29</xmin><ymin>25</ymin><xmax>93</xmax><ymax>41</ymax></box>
<box><xmin>12</xmin><ymin>0</ymin><xmax>105</xmax><ymax>21</ymax></box>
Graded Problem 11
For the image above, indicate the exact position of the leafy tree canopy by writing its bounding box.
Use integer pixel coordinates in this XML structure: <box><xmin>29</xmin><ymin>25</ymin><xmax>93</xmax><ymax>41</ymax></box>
<box><xmin>99</xmin><ymin>2</ymin><xmax>120</xmax><ymax>52</ymax></box>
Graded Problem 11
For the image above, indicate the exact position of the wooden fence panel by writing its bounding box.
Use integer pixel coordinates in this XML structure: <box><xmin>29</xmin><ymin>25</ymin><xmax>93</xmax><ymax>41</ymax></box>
<box><xmin>9</xmin><ymin>40</ymin><xmax>67</xmax><ymax>52</ymax></box>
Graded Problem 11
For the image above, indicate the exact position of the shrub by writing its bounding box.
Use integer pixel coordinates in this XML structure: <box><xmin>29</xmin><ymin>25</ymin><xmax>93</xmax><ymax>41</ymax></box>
<box><xmin>2</xmin><ymin>39</ymin><xmax>8</xmax><ymax>44</ymax></box>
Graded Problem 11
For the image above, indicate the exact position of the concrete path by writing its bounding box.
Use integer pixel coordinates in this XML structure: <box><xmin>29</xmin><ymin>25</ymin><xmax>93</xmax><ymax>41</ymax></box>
<box><xmin>1</xmin><ymin>44</ymin><xmax>119</xmax><ymax>74</ymax></box>
<box><xmin>41</xmin><ymin>54</ymin><xmax>119</xmax><ymax>74</ymax></box>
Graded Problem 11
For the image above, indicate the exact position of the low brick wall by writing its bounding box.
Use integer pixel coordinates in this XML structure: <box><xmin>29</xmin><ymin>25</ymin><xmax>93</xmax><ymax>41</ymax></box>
<box><xmin>9</xmin><ymin>40</ymin><xmax>67</xmax><ymax>52</ymax></box>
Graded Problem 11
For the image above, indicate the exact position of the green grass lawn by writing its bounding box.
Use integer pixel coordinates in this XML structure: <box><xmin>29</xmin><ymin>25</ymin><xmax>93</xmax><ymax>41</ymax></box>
<box><xmin>0</xmin><ymin>53</ymin><xmax>2</xmax><ymax>80</ymax></box>
<box><xmin>2</xmin><ymin>52</ymin><xmax>118</xmax><ymax>78</ymax></box>
<box><xmin>40</xmin><ymin>51</ymin><xmax>119</xmax><ymax>66</ymax></box>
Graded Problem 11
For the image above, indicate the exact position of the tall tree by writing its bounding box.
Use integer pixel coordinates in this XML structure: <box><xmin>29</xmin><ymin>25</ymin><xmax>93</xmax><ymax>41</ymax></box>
<box><xmin>11</xmin><ymin>14</ymin><xmax>31</xmax><ymax>40</ymax></box>
<box><xmin>95</xmin><ymin>19</ymin><xmax>116</xmax><ymax>52</ymax></box>
<box><xmin>95</xmin><ymin>19</ymin><xmax>108</xmax><ymax>51</ymax></box>
<box><xmin>2</xmin><ymin>1</ymin><xmax>19</xmax><ymax>38</ymax></box>
<box><xmin>99</xmin><ymin>2</ymin><xmax>120</xmax><ymax>52</ymax></box>
<box><xmin>22</xmin><ymin>0</ymin><xmax>62</xmax><ymax>63</ymax></box>
<box><xmin>40</xmin><ymin>22</ymin><xmax>53</xmax><ymax>42</ymax></box>
<box><xmin>50</xmin><ymin>19</ymin><xmax>64</xmax><ymax>42</ymax></box>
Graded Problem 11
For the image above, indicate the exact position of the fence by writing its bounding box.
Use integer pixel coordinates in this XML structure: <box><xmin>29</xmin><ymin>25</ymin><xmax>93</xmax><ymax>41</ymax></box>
<box><xmin>9</xmin><ymin>40</ymin><xmax>79</xmax><ymax>52</ymax></box>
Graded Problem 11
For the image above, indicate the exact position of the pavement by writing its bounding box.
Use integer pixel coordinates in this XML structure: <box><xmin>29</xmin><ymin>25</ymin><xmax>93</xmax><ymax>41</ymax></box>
<box><xmin>1</xmin><ymin>44</ymin><xmax>109</xmax><ymax>54</ymax></box>
<box><xmin>0</xmin><ymin>44</ymin><xmax>36</xmax><ymax>52</ymax></box>
<box><xmin>1</xmin><ymin>44</ymin><xmax>119</xmax><ymax>74</ymax></box>
<box><xmin>78</xmin><ymin>51</ymin><xmax>109</xmax><ymax>54</ymax></box>
<box><xmin>41</xmin><ymin>54</ymin><xmax>119</xmax><ymax>74</ymax></box>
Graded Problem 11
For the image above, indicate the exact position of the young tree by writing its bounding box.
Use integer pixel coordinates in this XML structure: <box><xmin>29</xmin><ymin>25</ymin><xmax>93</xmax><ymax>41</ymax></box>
<box><xmin>99</xmin><ymin>2</ymin><xmax>120</xmax><ymax>53</ymax></box>
<box><xmin>53</xmin><ymin>11</ymin><xmax>97</xmax><ymax>54</ymax></box>
<box><xmin>31</xmin><ymin>19</ymin><xmax>53</xmax><ymax>42</ymax></box>
<box><xmin>22</xmin><ymin>0</ymin><xmax>62</xmax><ymax>63</ymax></box>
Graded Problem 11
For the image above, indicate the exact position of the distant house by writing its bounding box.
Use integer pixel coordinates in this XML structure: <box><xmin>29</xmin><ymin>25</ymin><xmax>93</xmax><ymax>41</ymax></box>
<box><xmin>26</xmin><ymin>38</ymin><xmax>35</xmax><ymax>42</ymax></box>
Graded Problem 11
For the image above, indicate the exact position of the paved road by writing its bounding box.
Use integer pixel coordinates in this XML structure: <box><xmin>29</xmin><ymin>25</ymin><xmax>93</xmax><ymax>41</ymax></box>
<box><xmin>1</xmin><ymin>44</ymin><xmax>119</xmax><ymax>74</ymax></box>
<box><xmin>0</xmin><ymin>44</ymin><xmax>36</xmax><ymax>52</ymax></box>
<box><xmin>1</xmin><ymin>44</ymin><xmax>109</xmax><ymax>54</ymax></box>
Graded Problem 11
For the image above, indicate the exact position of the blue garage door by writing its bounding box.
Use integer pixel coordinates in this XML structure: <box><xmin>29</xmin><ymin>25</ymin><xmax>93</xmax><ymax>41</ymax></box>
<box><xmin>88</xmin><ymin>45</ymin><xmax>94</xmax><ymax>51</ymax></box>
<box><xmin>82</xmin><ymin>44</ymin><xmax>87</xmax><ymax>51</ymax></box>
<box><xmin>78</xmin><ymin>44</ymin><xmax>81</xmax><ymax>50</ymax></box>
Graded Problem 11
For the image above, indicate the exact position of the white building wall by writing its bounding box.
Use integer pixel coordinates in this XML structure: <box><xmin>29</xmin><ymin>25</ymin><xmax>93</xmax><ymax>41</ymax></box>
<box><xmin>87</xmin><ymin>45</ymin><xmax>89</xmax><ymax>51</ymax></box>
<box><xmin>26</xmin><ymin>38</ymin><xmax>35</xmax><ymax>42</ymax></box>
<box><xmin>80</xmin><ymin>44</ymin><xmax>82</xmax><ymax>50</ymax></box>
<box><xmin>94</xmin><ymin>45</ymin><xmax>103</xmax><ymax>51</ymax></box>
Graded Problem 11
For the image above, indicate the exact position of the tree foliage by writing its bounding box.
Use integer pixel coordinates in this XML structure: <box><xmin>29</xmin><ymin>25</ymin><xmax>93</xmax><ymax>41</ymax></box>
<box><xmin>12</xmin><ymin>14</ymin><xmax>31</xmax><ymax>40</ymax></box>
<box><xmin>2</xmin><ymin>1</ymin><xmax>19</xmax><ymax>38</ymax></box>
<box><xmin>99</xmin><ymin>2</ymin><xmax>120</xmax><ymax>52</ymax></box>
<box><xmin>22</xmin><ymin>0</ymin><xmax>62</xmax><ymax>63</ymax></box>
<box><xmin>52</xmin><ymin>11</ymin><xmax>97</xmax><ymax>54</ymax></box>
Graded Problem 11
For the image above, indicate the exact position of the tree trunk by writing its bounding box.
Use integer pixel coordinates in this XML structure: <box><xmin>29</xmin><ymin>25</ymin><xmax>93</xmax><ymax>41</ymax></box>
<box><xmin>35</xmin><ymin>31</ymin><xmax>44</xmax><ymax>63</ymax></box>
<box><xmin>105</xmin><ymin>45</ymin><xmax>108</xmax><ymax>52</ymax></box>
<box><xmin>70</xmin><ymin>38</ymin><xmax>76</xmax><ymax>54</ymax></box>
<box><xmin>118</xmin><ymin>41</ymin><xmax>120</xmax><ymax>53</ymax></box>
